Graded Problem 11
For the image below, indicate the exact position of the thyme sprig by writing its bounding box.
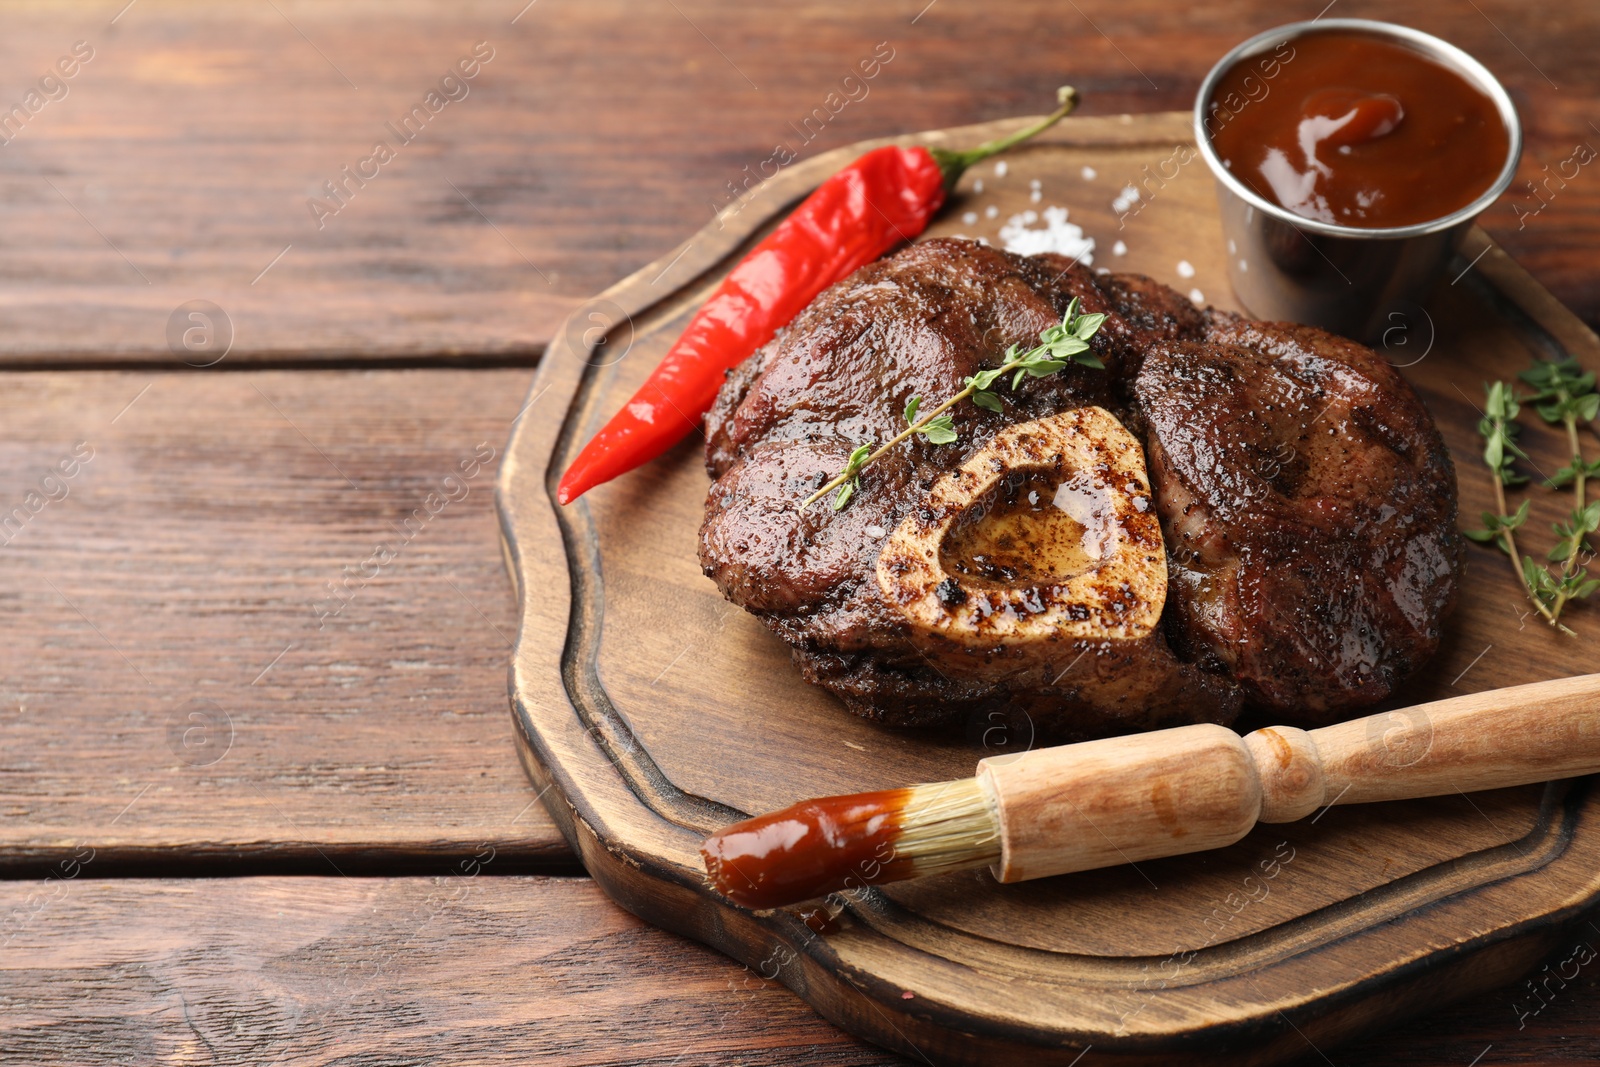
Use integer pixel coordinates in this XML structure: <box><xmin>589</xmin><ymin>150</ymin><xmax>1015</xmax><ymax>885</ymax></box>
<box><xmin>1466</xmin><ymin>359</ymin><xmax>1599</xmax><ymax>632</ymax></box>
<box><xmin>803</xmin><ymin>299</ymin><xmax>1106</xmax><ymax>510</ymax></box>
<box><xmin>1524</xmin><ymin>358</ymin><xmax>1600</xmax><ymax>620</ymax></box>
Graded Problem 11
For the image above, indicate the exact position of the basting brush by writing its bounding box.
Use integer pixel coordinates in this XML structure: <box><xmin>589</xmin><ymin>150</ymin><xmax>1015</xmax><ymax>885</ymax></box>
<box><xmin>701</xmin><ymin>673</ymin><xmax>1600</xmax><ymax>910</ymax></box>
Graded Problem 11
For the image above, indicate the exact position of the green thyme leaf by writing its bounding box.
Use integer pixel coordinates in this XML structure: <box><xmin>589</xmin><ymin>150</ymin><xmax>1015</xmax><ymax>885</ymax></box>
<box><xmin>921</xmin><ymin>414</ymin><xmax>957</xmax><ymax>444</ymax></box>
<box><xmin>1469</xmin><ymin>362</ymin><xmax>1597</xmax><ymax>630</ymax></box>
<box><xmin>903</xmin><ymin>395</ymin><xmax>920</xmax><ymax>425</ymax></box>
<box><xmin>845</xmin><ymin>444</ymin><xmax>871</xmax><ymax>476</ymax></box>
<box><xmin>1519</xmin><ymin>357</ymin><xmax>1594</xmax><ymax>397</ymax></box>
<box><xmin>1548</xmin><ymin>501</ymin><xmax>1600</xmax><ymax>561</ymax></box>
<box><xmin>1518</xmin><ymin>357</ymin><xmax>1597</xmax><ymax>427</ymax></box>
<box><xmin>971</xmin><ymin>390</ymin><xmax>1003</xmax><ymax>413</ymax></box>
<box><xmin>1467</xmin><ymin>501</ymin><xmax>1531</xmax><ymax>545</ymax></box>
<box><xmin>1073</xmin><ymin>312</ymin><xmax>1108</xmax><ymax>340</ymax></box>
<box><xmin>1480</xmin><ymin>381</ymin><xmax>1530</xmax><ymax>487</ymax></box>
<box><xmin>832</xmin><ymin>478</ymin><xmax>857</xmax><ymax>511</ymax></box>
<box><xmin>965</xmin><ymin>367</ymin><xmax>1007</xmax><ymax>392</ymax></box>
<box><xmin>1525</xmin><ymin>556</ymin><xmax>1553</xmax><ymax>599</ymax></box>
<box><xmin>1485</xmin><ymin>380</ymin><xmax>1521</xmax><ymax>421</ymax></box>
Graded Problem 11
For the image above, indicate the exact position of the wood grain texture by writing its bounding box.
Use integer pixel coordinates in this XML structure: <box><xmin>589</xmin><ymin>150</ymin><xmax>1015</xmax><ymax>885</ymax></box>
<box><xmin>1309</xmin><ymin>675</ymin><xmax>1600</xmax><ymax>806</ymax></box>
<box><xmin>0</xmin><ymin>368</ymin><xmax>570</xmax><ymax>873</ymax></box>
<box><xmin>1</xmin><ymin>2</ymin><xmax>1595</xmax><ymax>1063</ymax></box>
<box><xmin>0</xmin><ymin>0</ymin><xmax>1593</xmax><ymax>363</ymax></box>
<box><xmin>4</xmin><ymin>874</ymin><xmax>1600</xmax><ymax>1067</ymax></box>
<box><xmin>0</xmin><ymin>876</ymin><xmax>903</xmax><ymax>1066</ymax></box>
<box><xmin>500</xmin><ymin>114</ymin><xmax>1600</xmax><ymax>1064</ymax></box>
<box><xmin>981</xmin><ymin>725</ymin><xmax>1261</xmax><ymax>883</ymax></box>
<box><xmin>1245</xmin><ymin>675</ymin><xmax>1600</xmax><ymax>823</ymax></box>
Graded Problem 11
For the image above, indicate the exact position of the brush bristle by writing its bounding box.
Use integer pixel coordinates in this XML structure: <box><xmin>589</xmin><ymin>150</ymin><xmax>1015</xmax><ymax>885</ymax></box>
<box><xmin>896</xmin><ymin>778</ymin><xmax>1001</xmax><ymax>878</ymax></box>
<box><xmin>701</xmin><ymin>778</ymin><xmax>1003</xmax><ymax>909</ymax></box>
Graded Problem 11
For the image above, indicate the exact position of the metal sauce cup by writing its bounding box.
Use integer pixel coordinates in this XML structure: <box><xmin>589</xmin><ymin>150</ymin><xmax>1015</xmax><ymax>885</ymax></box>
<box><xmin>1194</xmin><ymin>19</ymin><xmax>1522</xmax><ymax>341</ymax></box>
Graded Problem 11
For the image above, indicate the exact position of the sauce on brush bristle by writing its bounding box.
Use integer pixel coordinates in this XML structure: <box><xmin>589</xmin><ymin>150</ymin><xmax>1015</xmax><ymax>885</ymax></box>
<box><xmin>701</xmin><ymin>789</ymin><xmax>917</xmax><ymax>910</ymax></box>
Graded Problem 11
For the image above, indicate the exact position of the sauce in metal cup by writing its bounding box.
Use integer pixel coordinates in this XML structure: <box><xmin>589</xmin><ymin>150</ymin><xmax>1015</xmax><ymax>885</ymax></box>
<box><xmin>1194</xmin><ymin>19</ymin><xmax>1522</xmax><ymax>341</ymax></box>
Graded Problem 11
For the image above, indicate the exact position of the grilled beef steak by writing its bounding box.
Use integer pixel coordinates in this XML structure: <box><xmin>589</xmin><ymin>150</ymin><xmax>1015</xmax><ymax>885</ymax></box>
<box><xmin>1135</xmin><ymin>320</ymin><xmax>1462</xmax><ymax>719</ymax></box>
<box><xmin>699</xmin><ymin>237</ymin><xmax>1460</xmax><ymax>735</ymax></box>
<box><xmin>699</xmin><ymin>238</ymin><xmax>1238</xmax><ymax>738</ymax></box>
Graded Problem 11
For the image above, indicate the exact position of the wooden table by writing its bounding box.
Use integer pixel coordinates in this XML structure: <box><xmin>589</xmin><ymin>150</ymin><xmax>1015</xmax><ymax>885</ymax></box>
<box><xmin>1</xmin><ymin>2</ymin><xmax>1595</xmax><ymax>1063</ymax></box>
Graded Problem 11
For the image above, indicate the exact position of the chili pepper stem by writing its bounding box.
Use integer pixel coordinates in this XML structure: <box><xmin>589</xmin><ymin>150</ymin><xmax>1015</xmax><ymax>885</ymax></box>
<box><xmin>927</xmin><ymin>86</ymin><xmax>1080</xmax><ymax>191</ymax></box>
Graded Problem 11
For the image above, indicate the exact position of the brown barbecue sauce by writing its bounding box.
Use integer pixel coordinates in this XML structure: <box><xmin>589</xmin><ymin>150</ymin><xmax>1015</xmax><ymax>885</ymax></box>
<box><xmin>1207</xmin><ymin>30</ymin><xmax>1510</xmax><ymax>228</ymax></box>
<box><xmin>701</xmin><ymin>789</ymin><xmax>915</xmax><ymax>910</ymax></box>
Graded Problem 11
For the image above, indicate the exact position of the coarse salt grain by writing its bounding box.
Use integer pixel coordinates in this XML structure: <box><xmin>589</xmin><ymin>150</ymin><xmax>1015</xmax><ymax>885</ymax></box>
<box><xmin>994</xmin><ymin>160</ymin><xmax>1008</xmax><ymax>177</ymax></box>
<box><xmin>1112</xmin><ymin>240</ymin><xmax>1127</xmax><ymax>256</ymax></box>
<box><xmin>1030</xmin><ymin>189</ymin><xmax>1042</xmax><ymax>203</ymax></box>
<box><xmin>1176</xmin><ymin>260</ymin><xmax>1195</xmax><ymax>278</ymax></box>
<box><xmin>865</xmin><ymin>524</ymin><xmax>886</xmax><ymax>538</ymax></box>
<box><xmin>962</xmin><ymin>211</ymin><xmax>978</xmax><ymax>225</ymax></box>
<box><xmin>973</xmin><ymin>179</ymin><xmax>984</xmax><ymax>194</ymax></box>
<box><xmin>999</xmin><ymin>204</ymin><xmax>1094</xmax><ymax>262</ymax></box>
<box><xmin>1189</xmin><ymin>288</ymin><xmax>1205</xmax><ymax>304</ymax></box>
<box><xmin>1238</xmin><ymin>259</ymin><xmax>1249</xmax><ymax>272</ymax></box>
<box><xmin>1081</xmin><ymin>166</ymin><xmax>1097</xmax><ymax>180</ymax></box>
<box><xmin>985</xmin><ymin>204</ymin><xmax>999</xmax><ymax>219</ymax></box>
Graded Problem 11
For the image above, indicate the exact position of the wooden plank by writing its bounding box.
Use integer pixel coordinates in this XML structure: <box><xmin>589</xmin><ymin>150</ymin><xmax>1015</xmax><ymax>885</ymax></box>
<box><xmin>0</xmin><ymin>876</ymin><xmax>903</xmax><ymax>1066</ymax></box>
<box><xmin>0</xmin><ymin>368</ymin><xmax>571</xmax><ymax>872</ymax></box>
<box><xmin>0</xmin><ymin>0</ymin><xmax>1592</xmax><ymax>363</ymax></box>
<box><xmin>0</xmin><ymin>875</ymin><xmax>1594</xmax><ymax>1066</ymax></box>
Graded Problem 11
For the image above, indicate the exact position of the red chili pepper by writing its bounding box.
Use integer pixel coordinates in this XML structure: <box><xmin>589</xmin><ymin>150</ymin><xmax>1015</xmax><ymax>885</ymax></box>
<box><xmin>557</xmin><ymin>87</ymin><xmax>1080</xmax><ymax>505</ymax></box>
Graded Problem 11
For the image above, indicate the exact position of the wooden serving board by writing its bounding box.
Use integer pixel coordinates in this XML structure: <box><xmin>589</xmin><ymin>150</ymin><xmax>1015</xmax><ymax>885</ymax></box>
<box><xmin>497</xmin><ymin>111</ymin><xmax>1600</xmax><ymax>1065</ymax></box>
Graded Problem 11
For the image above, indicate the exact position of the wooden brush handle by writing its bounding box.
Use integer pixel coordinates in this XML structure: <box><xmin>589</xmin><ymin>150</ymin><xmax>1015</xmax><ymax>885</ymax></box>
<box><xmin>1248</xmin><ymin>672</ymin><xmax>1600</xmax><ymax>821</ymax></box>
<box><xmin>978</xmin><ymin>722</ymin><xmax>1260</xmax><ymax>883</ymax></box>
<box><xmin>977</xmin><ymin>674</ymin><xmax>1600</xmax><ymax>884</ymax></box>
